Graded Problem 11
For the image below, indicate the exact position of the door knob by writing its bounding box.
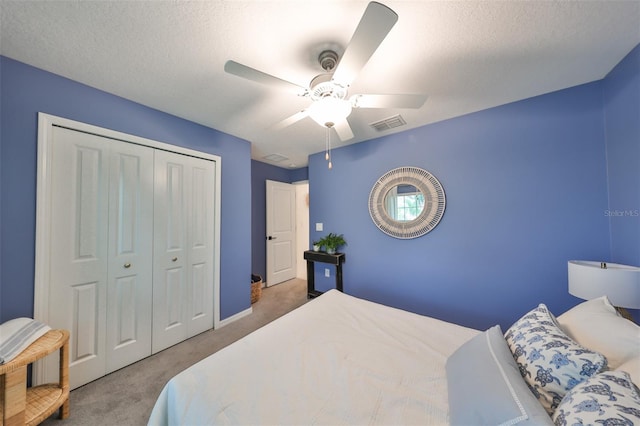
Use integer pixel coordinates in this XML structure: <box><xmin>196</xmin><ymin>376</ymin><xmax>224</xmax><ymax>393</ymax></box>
<box><xmin>267</xmin><ymin>236</ymin><xmax>277</xmax><ymax>240</ymax></box>
<box><xmin>124</xmin><ymin>263</ymin><xmax>131</xmax><ymax>268</ymax></box>
<box><xmin>172</xmin><ymin>257</ymin><xmax>178</xmax><ymax>262</ymax></box>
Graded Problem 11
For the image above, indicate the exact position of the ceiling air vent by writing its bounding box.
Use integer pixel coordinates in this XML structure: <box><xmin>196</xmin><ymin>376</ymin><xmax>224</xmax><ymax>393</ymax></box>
<box><xmin>370</xmin><ymin>114</ymin><xmax>407</xmax><ymax>132</ymax></box>
<box><xmin>262</xmin><ymin>153</ymin><xmax>289</xmax><ymax>163</ymax></box>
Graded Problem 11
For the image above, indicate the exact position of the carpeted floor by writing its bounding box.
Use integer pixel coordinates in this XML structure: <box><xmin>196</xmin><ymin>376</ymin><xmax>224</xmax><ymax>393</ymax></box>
<box><xmin>42</xmin><ymin>278</ymin><xmax>308</xmax><ymax>426</ymax></box>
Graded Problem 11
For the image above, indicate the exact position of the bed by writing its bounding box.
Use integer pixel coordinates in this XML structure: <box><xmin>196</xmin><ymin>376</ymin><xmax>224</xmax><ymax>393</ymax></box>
<box><xmin>148</xmin><ymin>290</ymin><xmax>640</xmax><ymax>426</ymax></box>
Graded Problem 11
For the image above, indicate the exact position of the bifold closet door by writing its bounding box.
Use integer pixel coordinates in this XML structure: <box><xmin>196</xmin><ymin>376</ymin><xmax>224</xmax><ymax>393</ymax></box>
<box><xmin>152</xmin><ymin>150</ymin><xmax>215</xmax><ymax>353</ymax></box>
<box><xmin>105</xmin><ymin>140</ymin><xmax>154</xmax><ymax>373</ymax></box>
<box><xmin>47</xmin><ymin>127</ymin><xmax>153</xmax><ymax>389</ymax></box>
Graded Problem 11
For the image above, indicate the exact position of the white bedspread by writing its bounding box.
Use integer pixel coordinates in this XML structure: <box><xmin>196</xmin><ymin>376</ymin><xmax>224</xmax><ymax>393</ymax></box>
<box><xmin>148</xmin><ymin>290</ymin><xmax>478</xmax><ymax>426</ymax></box>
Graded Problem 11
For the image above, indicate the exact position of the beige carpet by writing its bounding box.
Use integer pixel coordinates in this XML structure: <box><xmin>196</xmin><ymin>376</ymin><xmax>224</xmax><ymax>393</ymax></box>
<box><xmin>42</xmin><ymin>278</ymin><xmax>308</xmax><ymax>426</ymax></box>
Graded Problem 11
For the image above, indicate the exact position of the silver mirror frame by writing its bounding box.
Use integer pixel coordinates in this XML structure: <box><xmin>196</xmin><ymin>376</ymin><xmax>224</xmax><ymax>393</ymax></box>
<box><xmin>368</xmin><ymin>166</ymin><xmax>446</xmax><ymax>239</ymax></box>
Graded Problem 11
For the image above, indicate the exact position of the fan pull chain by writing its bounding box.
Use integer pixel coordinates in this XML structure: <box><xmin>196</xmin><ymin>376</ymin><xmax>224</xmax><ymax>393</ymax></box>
<box><xmin>325</xmin><ymin>126</ymin><xmax>330</xmax><ymax>161</ymax></box>
<box><xmin>325</xmin><ymin>123</ymin><xmax>333</xmax><ymax>170</ymax></box>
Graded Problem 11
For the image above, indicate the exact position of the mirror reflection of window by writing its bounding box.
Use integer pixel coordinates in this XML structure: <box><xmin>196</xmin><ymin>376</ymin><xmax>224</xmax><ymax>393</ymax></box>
<box><xmin>384</xmin><ymin>184</ymin><xmax>424</xmax><ymax>222</ymax></box>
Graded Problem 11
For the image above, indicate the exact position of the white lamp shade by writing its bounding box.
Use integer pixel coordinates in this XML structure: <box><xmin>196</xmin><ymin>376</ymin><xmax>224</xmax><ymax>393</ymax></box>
<box><xmin>307</xmin><ymin>97</ymin><xmax>352</xmax><ymax>127</ymax></box>
<box><xmin>568</xmin><ymin>260</ymin><xmax>640</xmax><ymax>309</ymax></box>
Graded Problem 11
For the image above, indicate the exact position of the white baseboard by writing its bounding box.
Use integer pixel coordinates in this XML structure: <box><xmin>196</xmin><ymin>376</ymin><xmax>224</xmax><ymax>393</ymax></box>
<box><xmin>218</xmin><ymin>306</ymin><xmax>253</xmax><ymax>328</ymax></box>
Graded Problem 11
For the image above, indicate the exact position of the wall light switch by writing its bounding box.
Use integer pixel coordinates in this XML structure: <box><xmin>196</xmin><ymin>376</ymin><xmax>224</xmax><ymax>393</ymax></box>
<box><xmin>324</xmin><ymin>268</ymin><xmax>330</xmax><ymax>277</ymax></box>
<box><xmin>316</xmin><ymin>223</ymin><xmax>323</xmax><ymax>231</ymax></box>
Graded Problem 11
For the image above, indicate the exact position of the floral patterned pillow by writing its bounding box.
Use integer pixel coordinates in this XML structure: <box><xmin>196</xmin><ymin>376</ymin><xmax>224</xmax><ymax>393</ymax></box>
<box><xmin>552</xmin><ymin>371</ymin><xmax>640</xmax><ymax>426</ymax></box>
<box><xmin>504</xmin><ymin>304</ymin><xmax>607</xmax><ymax>415</ymax></box>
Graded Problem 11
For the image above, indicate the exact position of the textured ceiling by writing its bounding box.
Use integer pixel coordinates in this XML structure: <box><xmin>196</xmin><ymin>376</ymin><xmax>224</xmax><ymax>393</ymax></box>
<box><xmin>1</xmin><ymin>1</ymin><xmax>639</xmax><ymax>168</ymax></box>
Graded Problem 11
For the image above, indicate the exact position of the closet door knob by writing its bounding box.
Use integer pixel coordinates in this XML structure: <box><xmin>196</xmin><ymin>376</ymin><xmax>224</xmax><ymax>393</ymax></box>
<box><xmin>124</xmin><ymin>263</ymin><xmax>131</xmax><ymax>268</ymax></box>
<box><xmin>172</xmin><ymin>257</ymin><xmax>178</xmax><ymax>262</ymax></box>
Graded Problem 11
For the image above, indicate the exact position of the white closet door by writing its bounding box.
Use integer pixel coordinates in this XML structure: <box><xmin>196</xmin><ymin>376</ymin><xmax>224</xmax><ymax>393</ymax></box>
<box><xmin>153</xmin><ymin>150</ymin><xmax>215</xmax><ymax>353</ymax></box>
<box><xmin>48</xmin><ymin>127</ymin><xmax>110</xmax><ymax>388</ymax></box>
<box><xmin>105</xmin><ymin>141</ymin><xmax>154</xmax><ymax>373</ymax></box>
<box><xmin>186</xmin><ymin>156</ymin><xmax>215</xmax><ymax>337</ymax></box>
<box><xmin>46</xmin><ymin>127</ymin><xmax>154</xmax><ymax>388</ymax></box>
<box><xmin>35</xmin><ymin>114</ymin><xmax>221</xmax><ymax>389</ymax></box>
<box><xmin>153</xmin><ymin>150</ymin><xmax>188</xmax><ymax>352</ymax></box>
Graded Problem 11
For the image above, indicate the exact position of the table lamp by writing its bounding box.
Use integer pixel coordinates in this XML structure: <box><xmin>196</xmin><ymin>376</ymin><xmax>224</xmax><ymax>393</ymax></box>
<box><xmin>568</xmin><ymin>260</ymin><xmax>640</xmax><ymax>321</ymax></box>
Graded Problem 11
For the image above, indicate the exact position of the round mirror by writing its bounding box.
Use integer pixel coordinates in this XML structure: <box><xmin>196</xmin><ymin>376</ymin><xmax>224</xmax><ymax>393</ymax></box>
<box><xmin>369</xmin><ymin>167</ymin><xmax>446</xmax><ymax>239</ymax></box>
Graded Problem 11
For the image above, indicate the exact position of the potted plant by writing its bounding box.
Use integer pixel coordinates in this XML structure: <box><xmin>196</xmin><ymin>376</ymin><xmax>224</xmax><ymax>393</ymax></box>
<box><xmin>320</xmin><ymin>233</ymin><xmax>346</xmax><ymax>254</ymax></box>
<box><xmin>312</xmin><ymin>240</ymin><xmax>322</xmax><ymax>252</ymax></box>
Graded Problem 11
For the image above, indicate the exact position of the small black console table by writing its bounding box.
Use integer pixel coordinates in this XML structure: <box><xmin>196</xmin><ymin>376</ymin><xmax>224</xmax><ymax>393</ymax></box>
<box><xmin>303</xmin><ymin>250</ymin><xmax>345</xmax><ymax>298</ymax></box>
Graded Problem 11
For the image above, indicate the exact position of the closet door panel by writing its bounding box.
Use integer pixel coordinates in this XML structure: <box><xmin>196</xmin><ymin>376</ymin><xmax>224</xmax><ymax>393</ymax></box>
<box><xmin>72</xmin><ymin>283</ymin><xmax>100</xmax><ymax>360</ymax></box>
<box><xmin>190</xmin><ymin>263</ymin><xmax>206</xmax><ymax>319</ymax></box>
<box><xmin>187</xmin><ymin>157</ymin><xmax>215</xmax><ymax>337</ymax></box>
<box><xmin>105</xmin><ymin>141</ymin><xmax>154</xmax><ymax>373</ymax></box>
<box><xmin>48</xmin><ymin>127</ymin><xmax>109</xmax><ymax>389</ymax></box>
<box><xmin>165</xmin><ymin>268</ymin><xmax>185</xmax><ymax>326</ymax></box>
<box><xmin>153</xmin><ymin>150</ymin><xmax>188</xmax><ymax>353</ymax></box>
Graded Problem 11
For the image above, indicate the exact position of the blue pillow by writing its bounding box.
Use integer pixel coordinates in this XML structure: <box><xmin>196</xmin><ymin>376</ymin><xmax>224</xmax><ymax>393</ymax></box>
<box><xmin>552</xmin><ymin>370</ymin><xmax>640</xmax><ymax>426</ymax></box>
<box><xmin>504</xmin><ymin>304</ymin><xmax>607</xmax><ymax>415</ymax></box>
<box><xmin>446</xmin><ymin>325</ymin><xmax>553</xmax><ymax>426</ymax></box>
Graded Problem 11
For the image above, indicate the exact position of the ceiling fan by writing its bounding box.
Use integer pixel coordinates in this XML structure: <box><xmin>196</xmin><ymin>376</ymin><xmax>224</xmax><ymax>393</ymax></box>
<box><xmin>224</xmin><ymin>1</ymin><xmax>427</xmax><ymax>143</ymax></box>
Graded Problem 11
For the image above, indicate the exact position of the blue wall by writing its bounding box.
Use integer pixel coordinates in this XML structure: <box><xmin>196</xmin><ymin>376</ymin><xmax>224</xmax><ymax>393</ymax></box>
<box><xmin>0</xmin><ymin>56</ymin><xmax>252</xmax><ymax>322</ymax></box>
<box><xmin>309</xmin><ymin>78</ymin><xmax>624</xmax><ymax>331</ymax></box>
<box><xmin>603</xmin><ymin>44</ymin><xmax>640</xmax><ymax>267</ymax></box>
<box><xmin>2</xmin><ymin>43</ymin><xmax>637</xmax><ymax>330</ymax></box>
<box><xmin>289</xmin><ymin>167</ymin><xmax>309</xmax><ymax>183</ymax></box>
<box><xmin>250</xmin><ymin>160</ymin><xmax>307</xmax><ymax>280</ymax></box>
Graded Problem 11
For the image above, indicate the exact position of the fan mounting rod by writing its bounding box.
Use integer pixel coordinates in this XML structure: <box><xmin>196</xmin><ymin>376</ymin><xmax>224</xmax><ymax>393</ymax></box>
<box><xmin>318</xmin><ymin>50</ymin><xmax>339</xmax><ymax>72</ymax></box>
<box><xmin>309</xmin><ymin>50</ymin><xmax>348</xmax><ymax>101</ymax></box>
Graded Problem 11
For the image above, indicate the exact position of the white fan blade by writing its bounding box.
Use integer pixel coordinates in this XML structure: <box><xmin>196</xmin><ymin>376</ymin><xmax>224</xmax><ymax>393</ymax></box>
<box><xmin>332</xmin><ymin>2</ymin><xmax>398</xmax><ymax>88</ymax></box>
<box><xmin>334</xmin><ymin>119</ymin><xmax>355</xmax><ymax>141</ymax></box>
<box><xmin>224</xmin><ymin>60</ymin><xmax>307</xmax><ymax>95</ymax></box>
<box><xmin>271</xmin><ymin>110</ymin><xmax>309</xmax><ymax>130</ymax></box>
<box><xmin>350</xmin><ymin>94</ymin><xmax>427</xmax><ymax>109</ymax></box>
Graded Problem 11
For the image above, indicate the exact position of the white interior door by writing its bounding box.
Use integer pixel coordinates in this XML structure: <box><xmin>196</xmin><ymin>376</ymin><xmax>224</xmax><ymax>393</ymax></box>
<box><xmin>185</xmin><ymin>156</ymin><xmax>215</xmax><ymax>337</ymax></box>
<box><xmin>46</xmin><ymin>127</ymin><xmax>154</xmax><ymax>388</ymax></box>
<box><xmin>153</xmin><ymin>150</ymin><xmax>188</xmax><ymax>352</ymax></box>
<box><xmin>153</xmin><ymin>150</ymin><xmax>215</xmax><ymax>353</ymax></box>
<box><xmin>48</xmin><ymin>126</ymin><xmax>110</xmax><ymax>388</ymax></box>
<box><xmin>105</xmin><ymin>141</ymin><xmax>154</xmax><ymax>373</ymax></box>
<box><xmin>266</xmin><ymin>180</ymin><xmax>296</xmax><ymax>286</ymax></box>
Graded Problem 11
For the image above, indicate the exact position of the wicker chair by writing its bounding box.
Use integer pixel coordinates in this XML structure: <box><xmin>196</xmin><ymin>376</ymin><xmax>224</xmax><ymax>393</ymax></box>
<box><xmin>0</xmin><ymin>329</ymin><xmax>69</xmax><ymax>425</ymax></box>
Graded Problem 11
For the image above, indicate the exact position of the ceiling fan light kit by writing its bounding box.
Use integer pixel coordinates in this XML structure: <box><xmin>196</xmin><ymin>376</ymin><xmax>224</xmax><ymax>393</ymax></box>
<box><xmin>224</xmin><ymin>1</ymin><xmax>427</xmax><ymax>167</ymax></box>
<box><xmin>307</xmin><ymin>97</ymin><xmax>352</xmax><ymax>128</ymax></box>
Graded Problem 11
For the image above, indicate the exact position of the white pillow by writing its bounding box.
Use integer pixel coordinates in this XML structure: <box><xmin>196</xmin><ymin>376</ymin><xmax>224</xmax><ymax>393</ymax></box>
<box><xmin>557</xmin><ymin>296</ymin><xmax>640</xmax><ymax>369</ymax></box>
<box><xmin>617</xmin><ymin>357</ymin><xmax>640</xmax><ymax>386</ymax></box>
